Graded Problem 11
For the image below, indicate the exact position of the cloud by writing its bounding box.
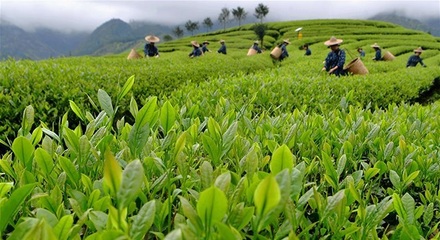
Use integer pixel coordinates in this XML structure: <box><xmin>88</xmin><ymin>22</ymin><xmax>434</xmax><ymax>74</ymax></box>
<box><xmin>1</xmin><ymin>0</ymin><xmax>439</xmax><ymax>32</ymax></box>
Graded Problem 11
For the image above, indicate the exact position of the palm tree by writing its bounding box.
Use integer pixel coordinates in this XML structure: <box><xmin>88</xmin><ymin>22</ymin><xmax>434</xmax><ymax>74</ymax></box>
<box><xmin>232</xmin><ymin>6</ymin><xmax>247</xmax><ymax>27</ymax></box>
<box><xmin>218</xmin><ymin>8</ymin><xmax>230</xmax><ymax>31</ymax></box>
<box><xmin>254</xmin><ymin>3</ymin><xmax>269</xmax><ymax>23</ymax></box>
<box><xmin>203</xmin><ymin>17</ymin><xmax>214</xmax><ymax>32</ymax></box>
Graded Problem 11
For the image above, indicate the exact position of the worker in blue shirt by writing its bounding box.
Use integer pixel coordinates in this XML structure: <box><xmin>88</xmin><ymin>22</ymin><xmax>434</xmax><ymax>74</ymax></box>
<box><xmin>252</xmin><ymin>41</ymin><xmax>262</xmax><ymax>53</ymax></box>
<box><xmin>144</xmin><ymin>35</ymin><xmax>160</xmax><ymax>57</ymax></box>
<box><xmin>357</xmin><ymin>48</ymin><xmax>365</xmax><ymax>58</ymax></box>
<box><xmin>322</xmin><ymin>36</ymin><xmax>346</xmax><ymax>76</ymax></box>
<box><xmin>407</xmin><ymin>47</ymin><xmax>427</xmax><ymax>67</ymax></box>
<box><xmin>279</xmin><ymin>39</ymin><xmax>290</xmax><ymax>61</ymax></box>
<box><xmin>201</xmin><ymin>41</ymin><xmax>211</xmax><ymax>53</ymax></box>
<box><xmin>189</xmin><ymin>41</ymin><xmax>203</xmax><ymax>58</ymax></box>
<box><xmin>371</xmin><ymin>43</ymin><xmax>382</xmax><ymax>61</ymax></box>
<box><xmin>217</xmin><ymin>40</ymin><xmax>227</xmax><ymax>54</ymax></box>
<box><xmin>303</xmin><ymin>44</ymin><xmax>311</xmax><ymax>56</ymax></box>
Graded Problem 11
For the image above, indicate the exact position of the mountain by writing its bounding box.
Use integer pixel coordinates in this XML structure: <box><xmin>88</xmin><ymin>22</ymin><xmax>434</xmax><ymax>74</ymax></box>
<box><xmin>368</xmin><ymin>12</ymin><xmax>440</xmax><ymax>36</ymax></box>
<box><xmin>0</xmin><ymin>22</ymin><xmax>88</xmax><ymax>60</ymax></box>
<box><xmin>73</xmin><ymin>19</ymin><xmax>173</xmax><ymax>56</ymax></box>
<box><xmin>0</xmin><ymin>19</ymin><xmax>173</xmax><ymax>60</ymax></box>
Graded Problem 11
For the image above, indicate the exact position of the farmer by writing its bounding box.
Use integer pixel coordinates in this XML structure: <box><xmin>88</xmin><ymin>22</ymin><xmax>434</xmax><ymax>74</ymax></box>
<box><xmin>322</xmin><ymin>36</ymin><xmax>346</xmax><ymax>76</ymax></box>
<box><xmin>407</xmin><ymin>47</ymin><xmax>427</xmax><ymax>68</ymax></box>
<box><xmin>201</xmin><ymin>41</ymin><xmax>211</xmax><ymax>53</ymax></box>
<box><xmin>217</xmin><ymin>40</ymin><xmax>227</xmax><ymax>54</ymax></box>
<box><xmin>278</xmin><ymin>39</ymin><xmax>290</xmax><ymax>61</ymax></box>
<box><xmin>357</xmin><ymin>48</ymin><xmax>365</xmax><ymax>58</ymax></box>
<box><xmin>371</xmin><ymin>43</ymin><xmax>382</xmax><ymax>61</ymax></box>
<box><xmin>143</xmin><ymin>35</ymin><xmax>160</xmax><ymax>57</ymax></box>
<box><xmin>252</xmin><ymin>41</ymin><xmax>262</xmax><ymax>53</ymax></box>
<box><xmin>303</xmin><ymin>44</ymin><xmax>311</xmax><ymax>56</ymax></box>
<box><xmin>189</xmin><ymin>41</ymin><xmax>203</xmax><ymax>58</ymax></box>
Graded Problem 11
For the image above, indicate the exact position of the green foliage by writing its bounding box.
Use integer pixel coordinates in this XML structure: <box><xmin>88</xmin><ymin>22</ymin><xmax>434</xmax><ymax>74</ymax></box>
<box><xmin>1</xmin><ymin>19</ymin><xmax>440</xmax><ymax>240</ymax></box>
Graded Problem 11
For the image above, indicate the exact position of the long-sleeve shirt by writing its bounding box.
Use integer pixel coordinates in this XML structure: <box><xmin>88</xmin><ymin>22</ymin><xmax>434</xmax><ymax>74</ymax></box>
<box><xmin>189</xmin><ymin>47</ymin><xmax>202</xmax><ymax>57</ymax></box>
<box><xmin>252</xmin><ymin>44</ymin><xmax>262</xmax><ymax>53</ymax></box>
<box><xmin>202</xmin><ymin>45</ymin><xmax>210</xmax><ymax>53</ymax></box>
<box><xmin>279</xmin><ymin>43</ymin><xmax>289</xmax><ymax>60</ymax></box>
<box><xmin>406</xmin><ymin>55</ymin><xmax>426</xmax><ymax>67</ymax></box>
<box><xmin>304</xmin><ymin>49</ymin><xmax>311</xmax><ymax>56</ymax></box>
<box><xmin>324</xmin><ymin>49</ymin><xmax>346</xmax><ymax>76</ymax></box>
<box><xmin>144</xmin><ymin>43</ymin><xmax>159</xmax><ymax>57</ymax></box>
<box><xmin>217</xmin><ymin>44</ymin><xmax>227</xmax><ymax>54</ymax></box>
<box><xmin>373</xmin><ymin>49</ymin><xmax>381</xmax><ymax>61</ymax></box>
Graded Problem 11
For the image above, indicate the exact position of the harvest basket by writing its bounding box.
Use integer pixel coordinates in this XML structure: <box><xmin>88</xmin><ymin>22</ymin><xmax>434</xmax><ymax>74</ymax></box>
<box><xmin>383</xmin><ymin>51</ymin><xmax>395</xmax><ymax>61</ymax></box>
<box><xmin>270</xmin><ymin>47</ymin><xmax>282</xmax><ymax>59</ymax></box>
<box><xmin>247</xmin><ymin>48</ymin><xmax>257</xmax><ymax>56</ymax></box>
<box><xmin>344</xmin><ymin>57</ymin><xmax>369</xmax><ymax>75</ymax></box>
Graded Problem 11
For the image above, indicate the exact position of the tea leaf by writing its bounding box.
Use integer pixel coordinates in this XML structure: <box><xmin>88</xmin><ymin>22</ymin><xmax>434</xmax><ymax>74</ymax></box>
<box><xmin>11</xmin><ymin>136</ymin><xmax>34</xmax><ymax>171</ymax></box>
<box><xmin>34</xmin><ymin>148</ymin><xmax>54</xmax><ymax>177</ymax></box>
<box><xmin>136</xmin><ymin>96</ymin><xmax>158</xmax><ymax>127</ymax></box>
<box><xmin>254</xmin><ymin>175</ymin><xmax>280</xmax><ymax>218</ymax></box>
<box><xmin>130</xmin><ymin>200</ymin><xmax>156</xmax><ymax>240</ymax></box>
<box><xmin>0</xmin><ymin>183</ymin><xmax>36</xmax><ymax>235</ymax></box>
<box><xmin>270</xmin><ymin>144</ymin><xmax>294</xmax><ymax>174</ymax></box>
<box><xmin>69</xmin><ymin>100</ymin><xmax>86</xmax><ymax>122</ymax></box>
<box><xmin>22</xmin><ymin>105</ymin><xmax>34</xmax><ymax>136</ymax></box>
<box><xmin>160</xmin><ymin>101</ymin><xmax>176</xmax><ymax>134</ymax></box>
<box><xmin>423</xmin><ymin>203</ymin><xmax>434</xmax><ymax>226</ymax></box>
<box><xmin>197</xmin><ymin>186</ymin><xmax>228</xmax><ymax>228</ymax></box>
<box><xmin>58</xmin><ymin>156</ymin><xmax>80</xmax><ymax>187</ymax></box>
<box><xmin>389</xmin><ymin>170</ymin><xmax>401</xmax><ymax>190</ymax></box>
<box><xmin>97</xmin><ymin>89</ymin><xmax>114</xmax><ymax>117</ymax></box>
<box><xmin>103</xmin><ymin>150</ymin><xmax>122</xmax><ymax>196</ymax></box>
<box><xmin>117</xmin><ymin>75</ymin><xmax>135</xmax><ymax>103</ymax></box>
<box><xmin>117</xmin><ymin>160</ymin><xmax>144</xmax><ymax>209</ymax></box>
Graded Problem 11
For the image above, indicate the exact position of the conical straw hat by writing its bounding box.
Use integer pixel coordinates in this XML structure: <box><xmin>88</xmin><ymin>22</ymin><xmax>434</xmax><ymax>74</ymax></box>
<box><xmin>370</xmin><ymin>43</ymin><xmax>381</xmax><ymax>48</ymax></box>
<box><xmin>145</xmin><ymin>35</ymin><xmax>160</xmax><ymax>43</ymax></box>
<box><xmin>283</xmin><ymin>39</ymin><xmax>290</xmax><ymax>44</ymax></box>
<box><xmin>324</xmin><ymin>36</ymin><xmax>343</xmax><ymax>46</ymax></box>
<box><xmin>191</xmin><ymin>41</ymin><xmax>200</xmax><ymax>47</ymax></box>
<box><xmin>414</xmin><ymin>47</ymin><xmax>423</xmax><ymax>53</ymax></box>
<box><xmin>127</xmin><ymin>49</ymin><xmax>142</xmax><ymax>59</ymax></box>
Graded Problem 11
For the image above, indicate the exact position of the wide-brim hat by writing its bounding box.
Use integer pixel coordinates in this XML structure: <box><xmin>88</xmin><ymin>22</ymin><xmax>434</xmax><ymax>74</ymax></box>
<box><xmin>370</xmin><ymin>43</ymin><xmax>381</xmax><ymax>48</ymax></box>
<box><xmin>414</xmin><ymin>47</ymin><xmax>423</xmax><ymax>53</ymax></box>
<box><xmin>254</xmin><ymin>41</ymin><xmax>259</xmax><ymax>44</ymax></box>
<box><xmin>324</xmin><ymin>36</ymin><xmax>343</xmax><ymax>46</ymax></box>
<box><xmin>219</xmin><ymin>39</ymin><xmax>225</xmax><ymax>43</ymax></box>
<box><xmin>145</xmin><ymin>35</ymin><xmax>160</xmax><ymax>43</ymax></box>
<box><xmin>203</xmin><ymin>41</ymin><xmax>210</xmax><ymax>44</ymax></box>
<box><xmin>127</xmin><ymin>49</ymin><xmax>142</xmax><ymax>60</ymax></box>
<box><xmin>191</xmin><ymin>41</ymin><xmax>200</xmax><ymax>47</ymax></box>
<box><xmin>283</xmin><ymin>39</ymin><xmax>290</xmax><ymax>44</ymax></box>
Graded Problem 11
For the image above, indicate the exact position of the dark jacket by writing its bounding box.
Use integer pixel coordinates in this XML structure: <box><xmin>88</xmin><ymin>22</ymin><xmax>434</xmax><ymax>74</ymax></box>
<box><xmin>279</xmin><ymin>43</ymin><xmax>289</xmax><ymax>60</ymax></box>
<box><xmin>406</xmin><ymin>55</ymin><xmax>426</xmax><ymax>67</ymax></box>
<box><xmin>189</xmin><ymin>47</ymin><xmax>202</xmax><ymax>57</ymax></box>
<box><xmin>144</xmin><ymin>43</ymin><xmax>159</xmax><ymax>57</ymax></box>
<box><xmin>218</xmin><ymin>44</ymin><xmax>227</xmax><ymax>54</ymax></box>
<box><xmin>324</xmin><ymin>49</ymin><xmax>346</xmax><ymax>76</ymax></box>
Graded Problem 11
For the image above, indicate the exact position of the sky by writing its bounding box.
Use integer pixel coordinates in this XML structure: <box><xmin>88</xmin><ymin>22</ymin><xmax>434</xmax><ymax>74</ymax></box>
<box><xmin>1</xmin><ymin>0</ymin><xmax>439</xmax><ymax>32</ymax></box>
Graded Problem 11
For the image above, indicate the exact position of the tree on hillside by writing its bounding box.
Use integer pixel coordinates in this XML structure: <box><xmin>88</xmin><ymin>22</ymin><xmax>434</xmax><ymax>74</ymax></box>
<box><xmin>203</xmin><ymin>17</ymin><xmax>214</xmax><ymax>33</ymax></box>
<box><xmin>172</xmin><ymin>26</ymin><xmax>184</xmax><ymax>38</ymax></box>
<box><xmin>185</xmin><ymin>20</ymin><xmax>199</xmax><ymax>36</ymax></box>
<box><xmin>232</xmin><ymin>7</ymin><xmax>247</xmax><ymax>27</ymax></box>
<box><xmin>163</xmin><ymin>35</ymin><xmax>173</xmax><ymax>42</ymax></box>
<box><xmin>253</xmin><ymin>23</ymin><xmax>267</xmax><ymax>48</ymax></box>
<box><xmin>218</xmin><ymin>8</ymin><xmax>230</xmax><ymax>31</ymax></box>
<box><xmin>254</xmin><ymin>3</ymin><xmax>269</xmax><ymax>23</ymax></box>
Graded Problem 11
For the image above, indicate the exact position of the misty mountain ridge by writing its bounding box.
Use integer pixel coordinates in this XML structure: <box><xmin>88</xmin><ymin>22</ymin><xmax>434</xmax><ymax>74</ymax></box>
<box><xmin>368</xmin><ymin>12</ymin><xmax>440</xmax><ymax>36</ymax></box>
<box><xmin>1</xmin><ymin>12</ymin><xmax>439</xmax><ymax>60</ymax></box>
